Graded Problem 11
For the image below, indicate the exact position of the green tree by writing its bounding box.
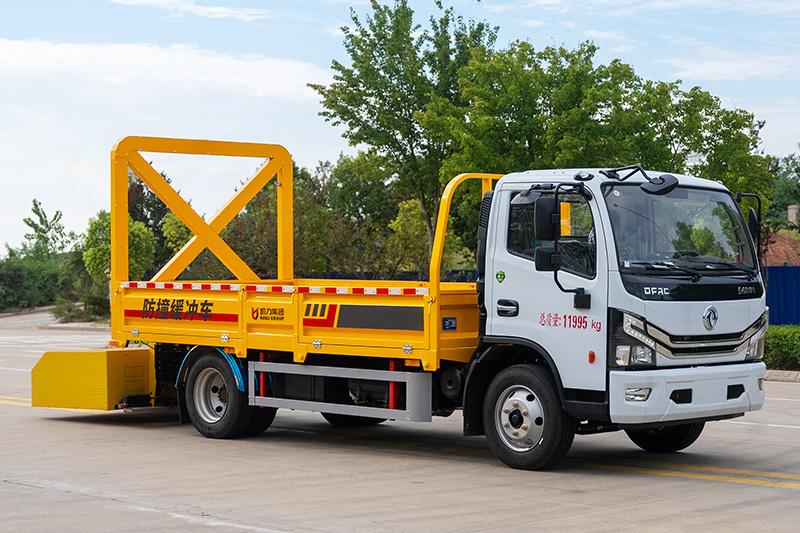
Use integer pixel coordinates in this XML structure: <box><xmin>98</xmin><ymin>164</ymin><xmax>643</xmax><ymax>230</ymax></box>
<box><xmin>388</xmin><ymin>199</ymin><xmax>467</xmax><ymax>280</ymax></box>
<box><xmin>83</xmin><ymin>211</ymin><xmax>155</xmax><ymax>281</ymax></box>
<box><xmin>222</xmin><ymin>164</ymin><xmax>332</xmax><ymax>279</ymax></box>
<box><xmin>324</xmin><ymin>152</ymin><xmax>398</xmax><ymax>227</ymax></box>
<box><xmin>162</xmin><ymin>212</ymin><xmax>194</xmax><ymax>255</ymax></box>
<box><xmin>53</xmin><ymin>239</ymin><xmax>112</xmax><ymax>320</ymax></box>
<box><xmin>0</xmin><ymin>200</ymin><xmax>78</xmax><ymax>311</ymax></box>
<box><xmin>424</xmin><ymin>39</ymin><xmax>774</xmax><ymax>252</ymax></box>
<box><xmin>21</xmin><ymin>199</ymin><xmax>74</xmax><ymax>260</ymax></box>
<box><xmin>688</xmin><ymin>107</ymin><xmax>773</xmax><ymax>199</ymax></box>
<box><xmin>423</xmin><ymin>42</ymin><xmax>632</xmax><ymax>176</ymax></box>
<box><xmin>311</xmin><ymin>0</ymin><xmax>496</xmax><ymax>257</ymax></box>
<box><xmin>766</xmin><ymin>153</ymin><xmax>800</xmax><ymax>225</ymax></box>
<box><xmin>0</xmin><ymin>248</ymin><xmax>60</xmax><ymax>309</ymax></box>
<box><xmin>128</xmin><ymin>170</ymin><xmax>174</xmax><ymax>276</ymax></box>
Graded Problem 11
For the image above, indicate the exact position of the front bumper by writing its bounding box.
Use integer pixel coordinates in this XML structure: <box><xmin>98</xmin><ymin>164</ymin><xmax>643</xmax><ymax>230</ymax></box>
<box><xmin>609</xmin><ymin>362</ymin><xmax>766</xmax><ymax>425</ymax></box>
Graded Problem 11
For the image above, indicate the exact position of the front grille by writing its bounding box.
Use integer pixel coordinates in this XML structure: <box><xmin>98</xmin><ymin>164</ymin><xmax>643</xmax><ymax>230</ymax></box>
<box><xmin>647</xmin><ymin>313</ymin><xmax>766</xmax><ymax>359</ymax></box>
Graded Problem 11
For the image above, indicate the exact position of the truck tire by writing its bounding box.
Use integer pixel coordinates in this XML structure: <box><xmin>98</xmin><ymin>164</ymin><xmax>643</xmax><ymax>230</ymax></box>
<box><xmin>242</xmin><ymin>406</ymin><xmax>278</xmax><ymax>437</ymax></box>
<box><xmin>625</xmin><ymin>422</ymin><xmax>705</xmax><ymax>453</ymax></box>
<box><xmin>483</xmin><ymin>365</ymin><xmax>575</xmax><ymax>470</ymax></box>
<box><xmin>185</xmin><ymin>353</ymin><xmax>251</xmax><ymax>439</ymax></box>
<box><xmin>321</xmin><ymin>412</ymin><xmax>386</xmax><ymax>427</ymax></box>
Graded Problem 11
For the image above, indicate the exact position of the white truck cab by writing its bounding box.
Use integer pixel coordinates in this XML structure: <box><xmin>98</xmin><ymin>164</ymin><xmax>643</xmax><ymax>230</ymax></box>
<box><xmin>467</xmin><ymin>165</ymin><xmax>767</xmax><ymax>468</ymax></box>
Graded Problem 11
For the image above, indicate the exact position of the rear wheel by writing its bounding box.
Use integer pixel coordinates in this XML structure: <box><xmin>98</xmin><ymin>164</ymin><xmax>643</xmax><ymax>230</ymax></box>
<box><xmin>185</xmin><ymin>352</ymin><xmax>250</xmax><ymax>438</ymax></box>
<box><xmin>625</xmin><ymin>422</ymin><xmax>705</xmax><ymax>453</ymax></box>
<box><xmin>242</xmin><ymin>406</ymin><xmax>278</xmax><ymax>436</ymax></box>
<box><xmin>483</xmin><ymin>365</ymin><xmax>575</xmax><ymax>470</ymax></box>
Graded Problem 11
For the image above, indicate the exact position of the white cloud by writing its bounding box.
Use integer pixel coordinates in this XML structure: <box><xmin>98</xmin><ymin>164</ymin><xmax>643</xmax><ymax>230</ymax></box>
<box><xmin>324</xmin><ymin>24</ymin><xmax>345</xmax><ymax>38</ymax></box>
<box><xmin>484</xmin><ymin>4</ymin><xmax>516</xmax><ymax>14</ymax></box>
<box><xmin>0</xmin><ymin>38</ymin><xmax>345</xmax><ymax>250</ymax></box>
<box><xmin>663</xmin><ymin>46</ymin><xmax>799</xmax><ymax>81</ymax></box>
<box><xmin>584</xmin><ymin>29</ymin><xmax>625</xmax><ymax>42</ymax></box>
<box><xmin>487</xmin><ymin>0</ymin><xmax>800</xmax><ymax>19</ymax></box>
<box><xmin>0</xmin><ymin>38</ymin><xmax>330</xmax><ymax>101</ymax></box>
<box><xmin>109</xmin><ymin>0</ymin><xmax>275</xmax><ymax>22</ymax></box>
<box><xmin>521</xmin><ymin>19</ymin><xmax>546</xmax><ymax>29</ymax></box>
<box><xmin>751</xmin><ymin>97</ymin><xmax>800</xmax><ymax>157</ymax></box>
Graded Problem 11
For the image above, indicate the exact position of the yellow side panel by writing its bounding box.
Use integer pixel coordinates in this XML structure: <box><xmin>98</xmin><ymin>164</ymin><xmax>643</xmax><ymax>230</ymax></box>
<box><xmin>245</xmin><ymin>293</ymin><xmax>296</xmax><ymax>352</ymax></box>
<box><xmin>31</xmin><ymin>347</ymin><xmax>153</xmax><ymax>410</ymax></box>
<box><xmin>437</xmin><ymin>283</ymin><xmax>480</xmax><ymax>363</ymax></box>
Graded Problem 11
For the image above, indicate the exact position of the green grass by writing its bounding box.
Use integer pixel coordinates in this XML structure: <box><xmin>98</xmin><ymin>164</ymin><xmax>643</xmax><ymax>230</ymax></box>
<box><xmin>777</xmin><ymin>229</ymin><xmax>800</xmax><ymax>241</ymax></box>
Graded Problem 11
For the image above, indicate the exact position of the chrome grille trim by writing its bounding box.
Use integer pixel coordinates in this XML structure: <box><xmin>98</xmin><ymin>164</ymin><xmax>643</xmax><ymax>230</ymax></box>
<box><xmin>647</xmin><ymin>313</ymin><xmax>767</xmax><ymax>359</ymax></box>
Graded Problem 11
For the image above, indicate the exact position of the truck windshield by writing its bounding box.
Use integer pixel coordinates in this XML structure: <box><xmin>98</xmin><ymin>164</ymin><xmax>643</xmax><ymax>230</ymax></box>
<box><xmin>603</xmin><ymin>184</ymin><xmax>756</xmax><ymax>275</ymax></box>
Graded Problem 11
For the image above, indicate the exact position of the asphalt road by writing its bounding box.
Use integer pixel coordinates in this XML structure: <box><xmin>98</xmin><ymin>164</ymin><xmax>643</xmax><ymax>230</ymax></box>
<box><xmin>1</xmin><ymin>316</ymin><xmax>799</xmax><ymax>532</ymax></box>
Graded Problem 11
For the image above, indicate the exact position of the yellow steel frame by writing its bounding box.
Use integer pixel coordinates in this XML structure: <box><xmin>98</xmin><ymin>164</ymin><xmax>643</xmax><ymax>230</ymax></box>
<box><xmin>110</xmin><ymin>137</ymin><xmax>293</xmax><ymax>332</ymax></box>
<box><xmin>427</xmin><ymin>173</ymin><xmax>500</xmax><ymax>358</ymax></box>
<box><xmin>109</xmin><ymin>136</ymin><xmax>499</xmax><ymax>370</ymax></box>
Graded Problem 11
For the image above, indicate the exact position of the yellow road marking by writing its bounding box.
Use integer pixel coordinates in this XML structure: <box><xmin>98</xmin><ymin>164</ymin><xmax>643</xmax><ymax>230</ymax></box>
<box><xmin>0</xmin><ymin>395</ymin><xmax>110</xmax><ymax>414</ymax></box>
<box><xmin>0</xmin><ymin>399</ymin><xmax>30</xmax><ymax>407</ymax></box>
<box><xmin>634</xmin><ymin>460</ymin><xmax>800</xmax><ymax>482</ymax></box>
<box><xmin>585</xmin><ymin>463</ymin><xmax>800</xmax><ymax>490</ymax></box>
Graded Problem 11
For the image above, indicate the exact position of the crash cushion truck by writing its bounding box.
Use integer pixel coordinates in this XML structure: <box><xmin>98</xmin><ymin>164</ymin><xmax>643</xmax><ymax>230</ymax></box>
<box><xmin>32</xmin><ymin>136</ymin><xmax>768</xmax><ymax>470</ymax></box>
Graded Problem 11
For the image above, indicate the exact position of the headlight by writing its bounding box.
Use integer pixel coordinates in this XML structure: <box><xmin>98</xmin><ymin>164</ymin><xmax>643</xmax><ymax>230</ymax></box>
<box><xmin>624</xmin><ymin>314</ymin><xmax>656</xmax><ymax>350</ymax></box>
<box><xmin>745</xmin><ymin>310</ymin><xmax>768</xmax><ymax>361</ymax></box>
<box><xmin>632</xmin><ymin>345</ymin><xmax>654</xmax><ymax>364</ymax></box>
<box><xmin>611</xmin><ymin>312</ymin><xmax>656</xmax><ymax>367</ymax></box>
<box><xmin>614</xmin><ymin>344</ymin><xmax>654</xmax><ymax>365</ymax></box>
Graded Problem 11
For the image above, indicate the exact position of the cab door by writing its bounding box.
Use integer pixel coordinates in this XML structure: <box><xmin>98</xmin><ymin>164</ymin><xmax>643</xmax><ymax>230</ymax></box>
<box><xmin>485</xmin><ymin>187</ymin><xmax>609</xmax><ymax>392</ymax></box>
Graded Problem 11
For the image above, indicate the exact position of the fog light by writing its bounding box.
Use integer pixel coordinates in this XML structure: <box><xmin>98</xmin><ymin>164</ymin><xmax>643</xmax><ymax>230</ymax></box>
<box><xmin>625</xmin><ymin>388</ymin><xmax>652</xmax><ymax>402</ymax></box>
<box><xmin>631</xmin><ymin>345</ymin><xmax>653</xmax><ymax>365</ymax></box>
<box><xmin>616</xmin><ymin>345</ymin><xmax>631</xmax><ymax>366</ymax></box>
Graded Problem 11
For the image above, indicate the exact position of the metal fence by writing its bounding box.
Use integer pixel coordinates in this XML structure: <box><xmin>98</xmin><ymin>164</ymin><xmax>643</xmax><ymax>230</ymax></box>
<box><xmin>763</xmin><ymin>266</ymin><xmax>800</xmax><ymax>325</ymax></box>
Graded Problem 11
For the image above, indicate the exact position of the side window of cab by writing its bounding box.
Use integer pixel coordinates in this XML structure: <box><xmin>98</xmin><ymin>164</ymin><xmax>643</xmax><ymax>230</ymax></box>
<box><xmin>507</xmin><ymin>192</ymin><xmax>596</xmax><ymax>278</ymax></box>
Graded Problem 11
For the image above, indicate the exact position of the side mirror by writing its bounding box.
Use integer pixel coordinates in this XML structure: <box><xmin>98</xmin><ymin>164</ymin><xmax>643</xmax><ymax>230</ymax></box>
<box><xmin>748</xmin><ymin>207</ymin><xmax>760</xmax><ymax>245</ymax></box>
<box><xmin>734</xmin><ymin>192</ymin><xmax>762</xmax><ymax>257</ymax></box>
<box><xmin>511</xmin><ymin>189</ymin><xmax>541</xmax><ymax>206</ymax></box>
<box><xmin>534</xmin><ymin>246</ymin><xmax>560</xmax><ymax>272</ymax></box>
<box><xmin>534</xmin><ymin>196</ymin><xmax>559</xmax><ymax>241</ymax></box>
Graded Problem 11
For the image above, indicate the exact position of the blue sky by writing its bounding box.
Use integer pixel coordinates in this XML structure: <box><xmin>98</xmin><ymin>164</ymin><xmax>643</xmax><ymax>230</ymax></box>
<box><xmin>2</xmin><ymin>0</ymin><xmax>799</xmax><ymax>251</ymax></box>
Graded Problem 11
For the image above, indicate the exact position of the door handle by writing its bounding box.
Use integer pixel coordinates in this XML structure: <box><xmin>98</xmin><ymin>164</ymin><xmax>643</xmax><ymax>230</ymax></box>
<box><xmin>496</xmin><ymin>299</ymin><xmax>519</xmax><ymax>317</ymax></box>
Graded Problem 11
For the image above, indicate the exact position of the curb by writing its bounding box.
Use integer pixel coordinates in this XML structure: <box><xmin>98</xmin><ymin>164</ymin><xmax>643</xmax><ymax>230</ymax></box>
<box><xmin>44</xmin><ymin>323</ymin><xmax>111</xmax><ymax>332</ymax></box>
<box><xmin>764</xmin><ymin>369</ymin><xmax>800</xmax><ymax>383</ymax></box>
<box><xmin>0</xmin><ymin>306</ymin><xmax>55</xmax><ymax>319</ymax></box>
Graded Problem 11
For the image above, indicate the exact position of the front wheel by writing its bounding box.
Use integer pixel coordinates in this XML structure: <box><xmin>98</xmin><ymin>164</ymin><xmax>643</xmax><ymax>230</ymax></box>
<box><xmin>185</xmin><ymin>352</ymin><xmax>251</xmax><ymax>438</ymax></box>
<box><xmin>625</xmin><ymin>422</ymin><xmax>705</xmax><ymax>453</ymax></box>
<box><xmin>483</xmin><ymin>365</ymin><xmax>575</xmax><ymax>470</ymax></box>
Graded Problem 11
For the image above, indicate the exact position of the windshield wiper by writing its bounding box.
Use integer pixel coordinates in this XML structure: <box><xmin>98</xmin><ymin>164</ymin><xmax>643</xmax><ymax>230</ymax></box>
<box><xmin>626</xmin><ymin>261</ymin><xmax>702</xmax><ymax>282</ymax></box>
<box><xmin>691</xmin><ymin>258</ymin><xmax>757</xmax><ymax>280</ymax></box>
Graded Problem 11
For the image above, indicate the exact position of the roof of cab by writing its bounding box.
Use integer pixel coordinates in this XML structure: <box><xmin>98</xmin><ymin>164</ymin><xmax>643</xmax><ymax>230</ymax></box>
<box><xmin>497</xmin><ymin>168</ymin><xmax>729</xmax><ymax>193</ymax></box>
